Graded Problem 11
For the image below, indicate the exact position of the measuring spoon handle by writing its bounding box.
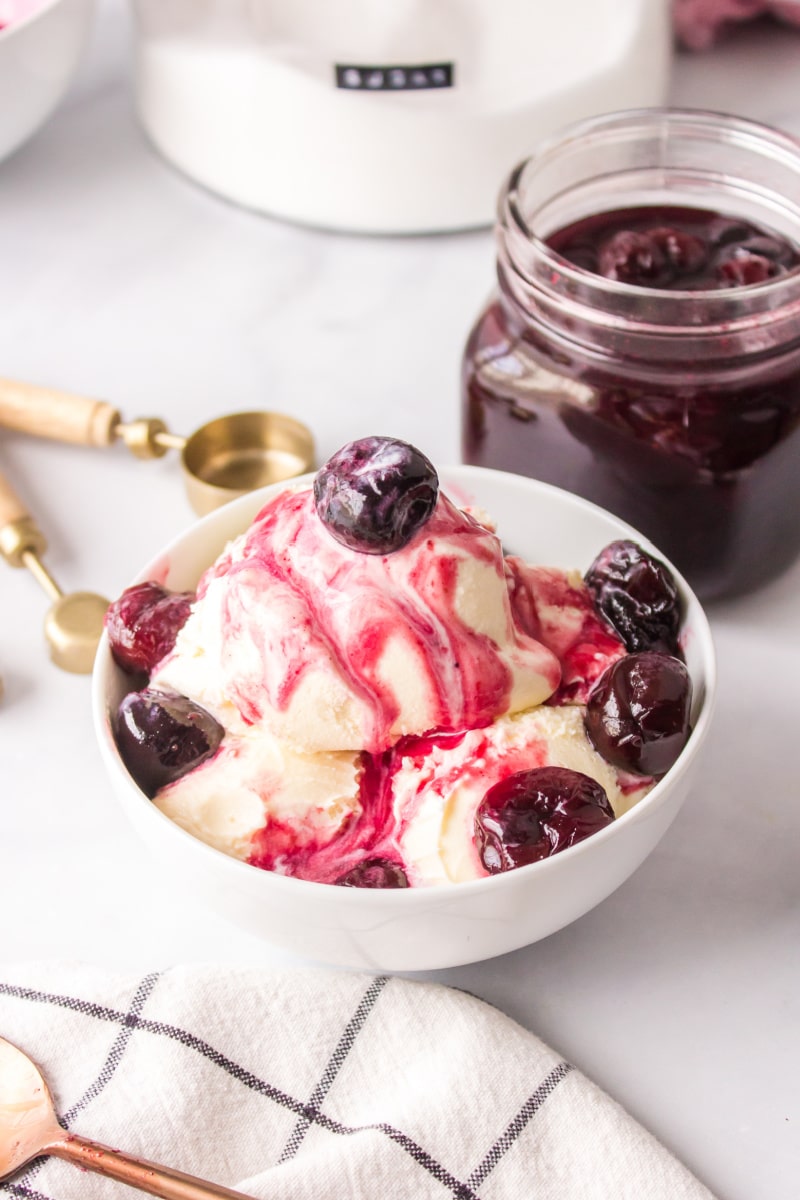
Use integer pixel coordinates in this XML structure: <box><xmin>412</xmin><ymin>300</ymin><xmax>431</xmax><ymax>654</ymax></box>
<box><xmin>0</xmin><ymin>467</ymin><xmax>29</xmax><ymax>527</ymax></box>
<box><xmin>0</xmin><ymin>377</ymin><xmax>120</xmax><ymax>447</ymax></box>
<box><xmin>0</xmin><ymin>468</ymin><xmax>47</xmax><ymax>566</ymax></box>
<box><xmin>47</xmin><ymin>1129</ymin><xmax>257</xmax><ymax>1200</ymax></box>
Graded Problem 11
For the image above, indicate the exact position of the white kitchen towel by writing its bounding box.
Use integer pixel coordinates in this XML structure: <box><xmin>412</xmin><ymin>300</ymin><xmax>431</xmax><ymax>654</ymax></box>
<box><xmin>0</xmin><ymin>964</ymin><xmax>714</xmax><ymax>1200</ymax></box>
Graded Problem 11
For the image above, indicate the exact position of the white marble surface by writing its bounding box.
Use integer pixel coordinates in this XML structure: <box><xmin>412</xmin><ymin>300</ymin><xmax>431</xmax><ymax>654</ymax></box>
<box><xmin>2</xmin><ymin>5</ymin><xmax>799</xmax><ymax>1198</ymax></box>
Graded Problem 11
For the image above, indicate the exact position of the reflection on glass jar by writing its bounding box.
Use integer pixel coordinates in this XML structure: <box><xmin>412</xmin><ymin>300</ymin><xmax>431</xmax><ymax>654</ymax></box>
<box><xmin>462</xmin><ymin>110</ymin><xmax>800</xmax><ymax>601</ymax></box>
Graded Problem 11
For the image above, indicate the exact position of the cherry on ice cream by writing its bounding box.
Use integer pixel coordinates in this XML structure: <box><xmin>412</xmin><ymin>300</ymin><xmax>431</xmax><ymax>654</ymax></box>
<box><xmin>314</xmin><ymin>435</ymin><xmax>439</xmax><ymax>554</ymax></box>
<box><xmin>474</xmin><ymin>766</ymin><xmax>615</xmax><ymax>873</ymax></box>
<box><xmin>105</xmin><ymin>582</ymin><xmax>193</xmax><ymax>676</ymax></box>
<box><xmin>334</xmin><ymin>857</ymin><xmax>410</xmax><ymax>888</ymax></box>
<box><xmin>584</xmin><ymin>652</ymin><xmax>692</xmax><ymax>777</ymax></box>
<box><xmin>116</xmin><ymin>688</ymin><xmax>223</xmax><ymax>797</ymax></box>
<box><xmin>584</xmin><ymin>540</ymin><xmax>682</xmax><ymax>657</ymax></box>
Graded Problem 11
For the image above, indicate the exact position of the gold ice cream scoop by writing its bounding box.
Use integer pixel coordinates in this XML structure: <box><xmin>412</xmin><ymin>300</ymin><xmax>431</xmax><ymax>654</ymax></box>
<box><xmin>0</xmin><ymin>468</ymin><xmax>108</xmax><ymax>674</ymax></box>
<box><xmin>0</xmin><ymin>1035</ymin><xmax>255</xmax><ymax>1199</ymax></box>
<box><xmin>0</xmin><ymin>376</ymin><xmax>315</xmax><ymax>514</ymax></box>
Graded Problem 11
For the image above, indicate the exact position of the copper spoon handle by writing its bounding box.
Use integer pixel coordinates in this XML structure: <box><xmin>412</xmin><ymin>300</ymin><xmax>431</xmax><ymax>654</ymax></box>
<box><xmin>46</xmin><ymin>1128</ymin><xmax>256</xmax><ymax>1200</ymax></box>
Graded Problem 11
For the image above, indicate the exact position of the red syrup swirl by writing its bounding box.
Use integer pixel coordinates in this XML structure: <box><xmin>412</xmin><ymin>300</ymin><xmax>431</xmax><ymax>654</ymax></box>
<box><xmin>248</xmin><ymin>747</ymin><xmax>395</xmax><ymax>881</ymax></box>
<box><xmin>189</xmin><ymin>486</ymin><xmax>560</xmax><ymax>752</ymax></box>
<box><xmin>504</xmin><ymin>560</ymin><xmax>626</xmax><ymax>704</ymax></box>
<box><xmin>247</xmin><ymin>729</ymin><xmax>473</xmax><ymax>883</ymax></box>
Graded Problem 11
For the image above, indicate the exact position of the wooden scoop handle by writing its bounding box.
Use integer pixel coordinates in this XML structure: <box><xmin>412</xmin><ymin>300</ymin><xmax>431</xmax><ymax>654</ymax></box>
<box><xmin>0</xmin><ymin>468</ymin><xmax>47</xmax><ymax>566</ymax></box>
<box><xmin>0</xmin><ymin>468</ymin><xmax>29</xmax><ymax>528</ymax></box>
<box><xmin>0</xmin><ymin>377</ymin><xmax>120</xmax><ymax>447</ymax></box>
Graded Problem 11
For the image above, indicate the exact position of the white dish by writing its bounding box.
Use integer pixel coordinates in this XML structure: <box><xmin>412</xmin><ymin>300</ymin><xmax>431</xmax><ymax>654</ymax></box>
<box><xmin>0</xmin><ymin>0</ymin><xmax>95</xmax><ymax>164</ymax></box>
<box><xmin>131</xmin><ymin>0</ymin><xmax>670</xmax><ymax>233</ymax></box>
<box><xmin>92</xmin><ymin>466</ymin><xmax>716</xmax><ymax>972</ymax></box>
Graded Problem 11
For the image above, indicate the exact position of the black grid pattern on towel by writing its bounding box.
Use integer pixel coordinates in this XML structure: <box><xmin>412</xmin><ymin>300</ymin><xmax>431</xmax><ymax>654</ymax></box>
<box><xmin>278</xmin><ymin>973</ymin><xmax>389</xmax><ymax>1163</ymax></box>
<box><xmin>0</xmin><ymin>975</ymin><xmax>573</xmax><ymax>1200</ymax></box>
<box><xmin>0</xmin><ymin>973</ymin><xmax>162</xmax><ymax>1200</ymax></box>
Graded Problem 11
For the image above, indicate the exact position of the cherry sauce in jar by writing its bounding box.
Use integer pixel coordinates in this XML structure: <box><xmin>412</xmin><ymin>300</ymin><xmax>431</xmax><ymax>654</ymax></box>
<box><xmin>461</xmin><ymin>110</ymin><xmax>800</xmax><ymax>600</ymax></box>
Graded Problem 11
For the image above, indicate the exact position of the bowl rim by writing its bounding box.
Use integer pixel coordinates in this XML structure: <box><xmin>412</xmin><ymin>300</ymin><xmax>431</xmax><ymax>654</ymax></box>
<box><xmin>92</xmin><ymin>464</ymin><xmax>717</xmax><ymax>903</ymax></box>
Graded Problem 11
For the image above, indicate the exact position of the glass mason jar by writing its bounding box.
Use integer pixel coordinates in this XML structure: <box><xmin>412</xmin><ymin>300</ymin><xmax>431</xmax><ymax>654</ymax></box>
<box><xmin>461</xmin><ymin>109</ymin><xmax>800</xmax><ymax>601</ymax></box>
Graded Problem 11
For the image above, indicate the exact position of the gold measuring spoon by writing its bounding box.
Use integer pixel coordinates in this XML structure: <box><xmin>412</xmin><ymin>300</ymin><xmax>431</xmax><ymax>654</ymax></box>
<box><xmin>0</xmin><ymin>469</ymin><xmax>108</xmax><ymax>674</ymax></box>
<box><xmin>0</xmin><ymin>377</ymin><xmax>315</xmax><ymax>515</ymax></box>
<box><xmin>0</xmin><ymin>1035</ymin><xmax>255</xmax><ymax>1200</ymax></box>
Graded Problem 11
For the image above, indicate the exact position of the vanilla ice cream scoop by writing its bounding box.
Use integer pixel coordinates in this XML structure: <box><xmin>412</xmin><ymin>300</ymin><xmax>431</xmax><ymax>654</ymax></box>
<box><xmin>154</xmin><ymin>484</ymin><xmax>561</xmax><ymax>753</ymax></box>
<box><xmin>153</xmin><ymin>727</ymin><xmax>362</xmax><ymax>863</ymax></box>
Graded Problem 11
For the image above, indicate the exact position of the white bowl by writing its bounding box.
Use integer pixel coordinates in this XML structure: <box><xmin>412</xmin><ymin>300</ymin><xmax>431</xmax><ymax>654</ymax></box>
<box><xmin>92</xmin><ymin>466</ymin><xmax>716</xmax><ymax>972</ymax></box>
<box><xmin>0</xmin><ymin>0</ymin><xmax>95</xmax><ymax>164</ymax></box>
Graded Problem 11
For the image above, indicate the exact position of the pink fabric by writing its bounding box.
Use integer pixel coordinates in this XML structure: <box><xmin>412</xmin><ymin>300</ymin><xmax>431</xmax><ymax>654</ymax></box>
<box><xmin>0</xmin><ymin>0</ymin><xmax>47</xmax><ymax>30</ymax></box>
<box><xmin>674</xmin><ymin>0</ymin><xmax>800</xmax><ymax>49</ymax></box>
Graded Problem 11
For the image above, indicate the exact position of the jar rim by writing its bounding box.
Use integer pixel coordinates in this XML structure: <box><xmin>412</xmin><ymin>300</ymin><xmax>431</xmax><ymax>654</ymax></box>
<box><xmin>501</xmin><ymin>106</ymin><xmax>800</xmax><ymax>309</ymax></box>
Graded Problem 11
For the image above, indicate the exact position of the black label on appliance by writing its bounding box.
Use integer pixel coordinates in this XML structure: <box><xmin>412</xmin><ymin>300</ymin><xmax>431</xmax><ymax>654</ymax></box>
<box><xmin>335</xmin><ymin>62</ymin><xmax>454</xmax><ymax>91</ymax></box>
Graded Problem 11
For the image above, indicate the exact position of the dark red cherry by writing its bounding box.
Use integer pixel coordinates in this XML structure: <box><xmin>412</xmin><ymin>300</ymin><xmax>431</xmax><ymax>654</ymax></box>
<box><xmin>585</xmin><ymin>652</ymin><xmax>692</xmax><ymax>777</ymax></box>
<box><xmin>105</xmin><ymin>582</ymin><xmax>192</xmax><ymax>676</ymax></box>
<box><xmin>116</xmin><ymin>688</ymin><xmax>223</xmax><ymax>797</ymax></box>
<box><xmin>585</xmin><ymin>540</ymin><xmax>681</xmax><ymax>656</ymax></box>
<box><xmin>314</xmin><ymin>436</ymin><xmax>439</xmax><ymax>554</ymax></box>
<box><xmin>474</xmin><ymin>767</ymin><xmax>614</xmax><ymax>873</ymax></box>
<box><xmin>597</xmin><ymin>231</ymin><xmax>669</xmax><ymax>286</ymax></box>
<box><xmin>732</xmin><ymin>235</ymin><xmax>796</xmax><ymax>268</ymax></box>
<box><xmin>716</xmin><ymin>249</ymin><xmax>783</xmax><ymax>288</ymax></box>
<box><xmin>708</xmin><ymin>218</ymin><xmax>755</xmax><ymax>249</ymax></box>
<box><xmin>334</xmin><ymin>857</ymin><xmax>409</xmax><ymax>888</ymax></box>
<box><xmin>649</xmin><ymin>227</ymin><xmax>708</xmax><ymax>278</ymax></box>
